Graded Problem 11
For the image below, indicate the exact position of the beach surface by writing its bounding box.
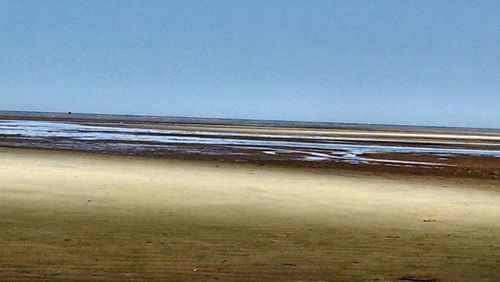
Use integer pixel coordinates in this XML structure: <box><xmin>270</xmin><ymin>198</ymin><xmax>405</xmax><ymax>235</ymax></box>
<box><xmin>1</xmin><ymin>147</ymin><xmax>499</xmax><ymax>281</ymax></box>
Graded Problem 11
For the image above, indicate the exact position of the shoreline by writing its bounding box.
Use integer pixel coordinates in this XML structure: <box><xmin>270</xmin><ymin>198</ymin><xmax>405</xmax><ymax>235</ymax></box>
<box><xmin>1</xmin><ymin>144</ymin><xmax>499</xmax><ymax>183</ymax></box>
<box><xmin>1</xmin><ymin>114</ymin><xmax>500</xmax><ymax>180</ymax></box>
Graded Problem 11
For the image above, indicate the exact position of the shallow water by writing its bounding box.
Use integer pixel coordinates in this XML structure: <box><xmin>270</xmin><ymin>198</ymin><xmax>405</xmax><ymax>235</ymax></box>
<box><xmin>1</xmin><ymin>119</ymin><xmax>500</xmax><ymax>168</ymax></box>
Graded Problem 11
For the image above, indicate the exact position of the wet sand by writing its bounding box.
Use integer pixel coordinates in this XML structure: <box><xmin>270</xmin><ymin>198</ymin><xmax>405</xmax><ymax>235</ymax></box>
<box><xmin>1</xmin><ymin>114</ymin><xmax>500</xmax><ymax>179</ymax></box>
<box><xmin>1</xmin><ymin>147</ymin><xmax>499</xmax><ymax>281</ymax></box>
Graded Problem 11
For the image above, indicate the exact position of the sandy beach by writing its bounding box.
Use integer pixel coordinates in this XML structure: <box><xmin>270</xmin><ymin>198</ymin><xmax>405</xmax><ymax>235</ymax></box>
<box><xmin>0</xmin><ymin>147</ymin><xmax>499</xmax><ymax>281</ymax></box>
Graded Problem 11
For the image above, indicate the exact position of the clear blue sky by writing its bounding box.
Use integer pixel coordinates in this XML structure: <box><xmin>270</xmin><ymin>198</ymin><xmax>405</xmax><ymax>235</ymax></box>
<box><xmin>1</xmin><ymin>1</ymin><xmax>499</xmax><ymax>128</ymax></box>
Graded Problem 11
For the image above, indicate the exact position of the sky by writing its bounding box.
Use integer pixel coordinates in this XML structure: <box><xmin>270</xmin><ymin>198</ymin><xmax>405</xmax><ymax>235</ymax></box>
<box><xmin>1</xmin><ymin>0</ymin><xmax>499</xmax><ymax>128</ymax></box>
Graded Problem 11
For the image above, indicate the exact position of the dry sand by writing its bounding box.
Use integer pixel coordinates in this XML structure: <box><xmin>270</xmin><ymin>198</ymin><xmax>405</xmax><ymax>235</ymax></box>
<box><xmin>0</xmin><ymin>148</ymin><xmax>499</xmax><ymax>281</ymax></box>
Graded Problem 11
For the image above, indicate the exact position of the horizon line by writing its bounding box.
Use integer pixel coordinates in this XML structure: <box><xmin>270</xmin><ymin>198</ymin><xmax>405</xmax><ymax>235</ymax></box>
<box><xmin>0</xmin><ymin>109</ymin><xmax>499</xmax><ymax>132</ymax></box>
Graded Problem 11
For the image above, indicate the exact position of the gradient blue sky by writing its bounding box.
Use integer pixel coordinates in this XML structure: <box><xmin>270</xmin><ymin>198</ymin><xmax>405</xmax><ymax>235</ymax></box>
<box><xmin>1</xmin><ymin>1</ymin><xmax>499</xmax><ymax>128</ymax></box>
